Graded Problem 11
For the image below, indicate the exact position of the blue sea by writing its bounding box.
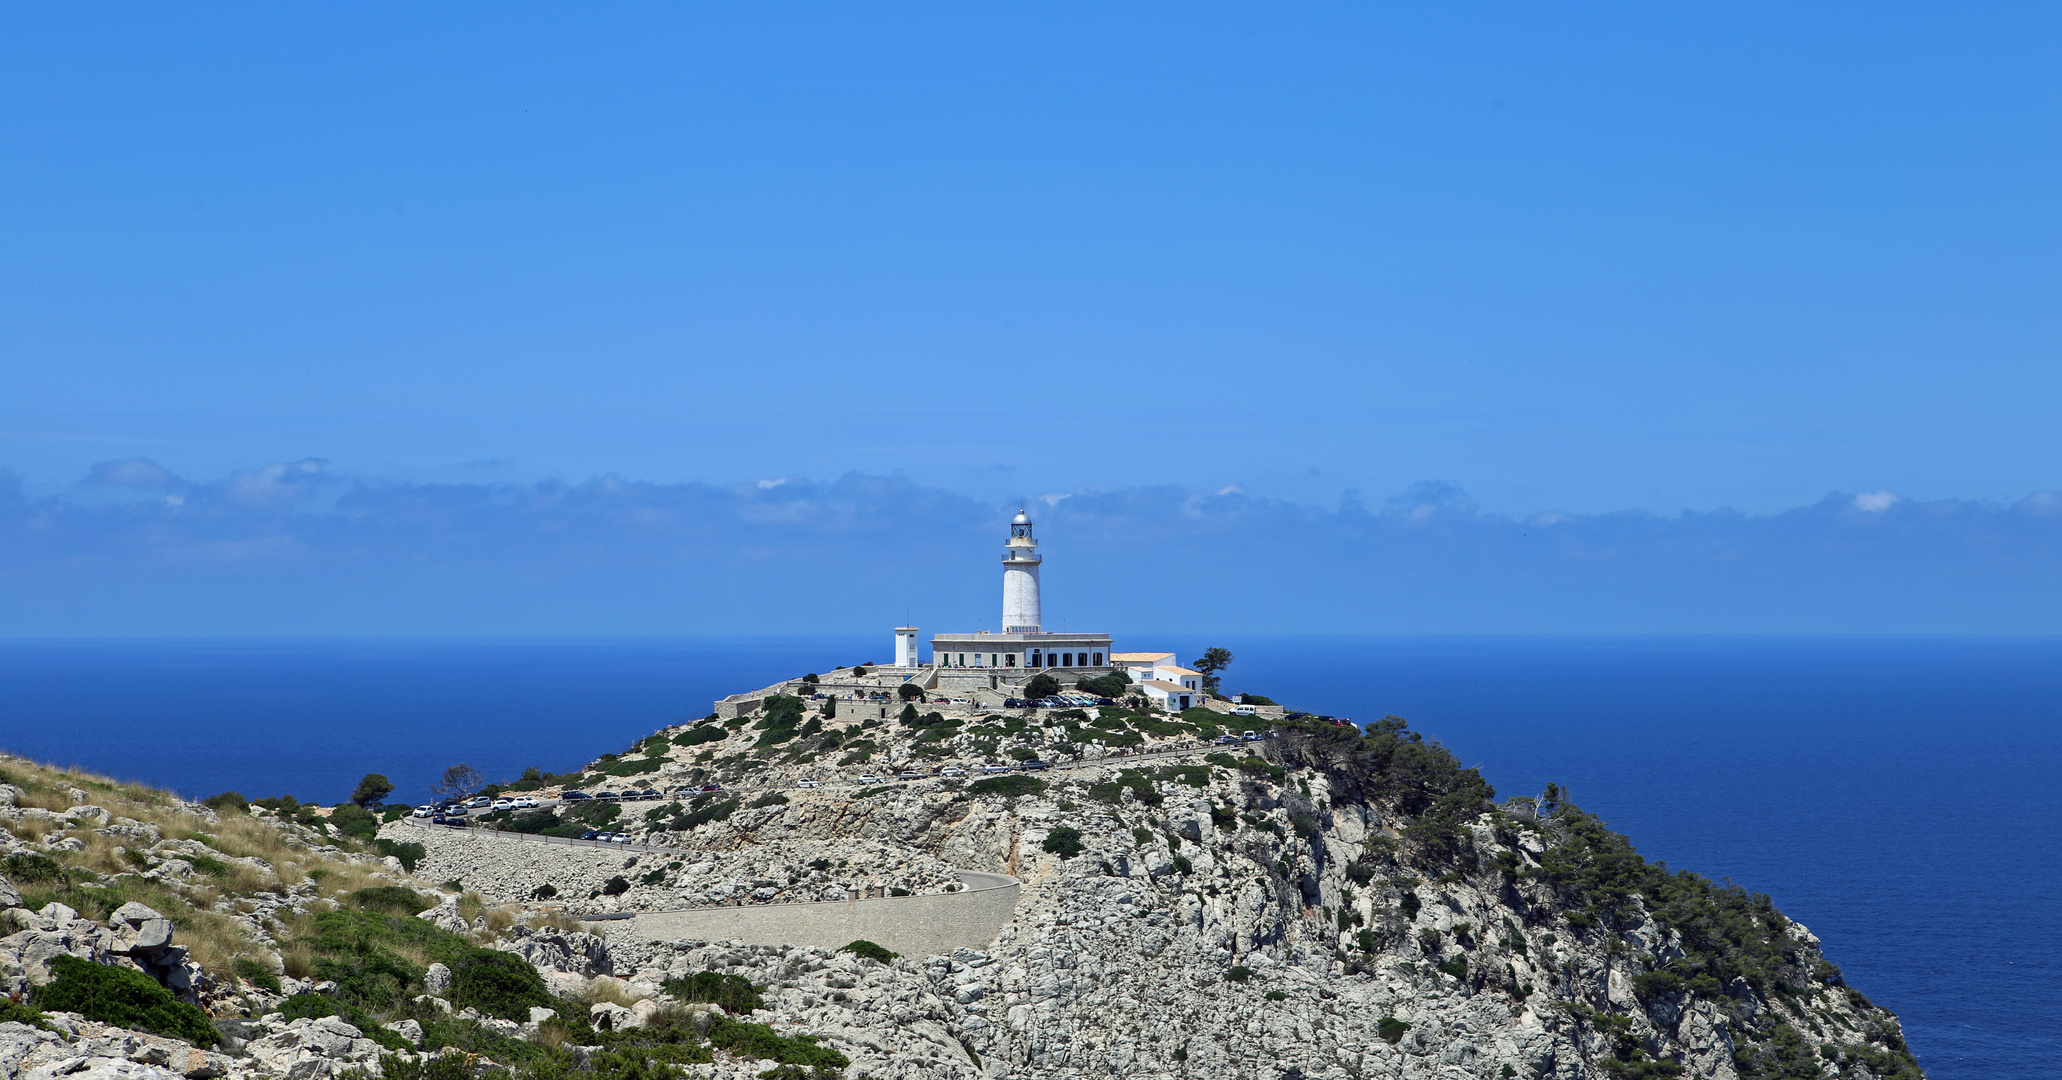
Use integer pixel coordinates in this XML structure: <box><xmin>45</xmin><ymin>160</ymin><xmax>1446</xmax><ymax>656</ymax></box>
<box><xmin>0</xmin><ymin>635</ymin><xmax>2054</xmax><ymax>1078</ymax></box>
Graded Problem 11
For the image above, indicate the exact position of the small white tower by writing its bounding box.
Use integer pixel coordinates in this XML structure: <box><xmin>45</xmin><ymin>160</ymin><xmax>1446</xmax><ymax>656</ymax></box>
<box><xmin>894</xmin><ymin>626</ymin><xmax>920</xmax><ymax>667</ymax></box>
<box><xmin>1001</xmin><ymin>508</ymin><xmax>1042</xmax><ymax>633</ymax></box>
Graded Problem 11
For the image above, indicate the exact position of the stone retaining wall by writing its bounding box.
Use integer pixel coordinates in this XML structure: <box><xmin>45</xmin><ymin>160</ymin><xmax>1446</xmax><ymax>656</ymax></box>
<box><xmin>618</xmin><ymin>873</ymin><xmax>1021</xmax><ymax>959</ymax></box>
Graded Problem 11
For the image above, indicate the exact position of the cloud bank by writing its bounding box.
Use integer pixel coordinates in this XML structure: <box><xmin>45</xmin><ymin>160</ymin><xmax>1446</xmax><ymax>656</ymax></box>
<box><xmin>3</xmin><ymin>461</ymin><xmax>2058</xmax><ymax>635</ymax></box>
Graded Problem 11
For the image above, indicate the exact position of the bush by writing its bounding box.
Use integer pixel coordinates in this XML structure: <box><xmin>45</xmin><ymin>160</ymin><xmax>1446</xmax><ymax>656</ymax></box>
<box><xmin>1378</xmin><ymin>1017</ymin><xmax>1411</xmax><ymax>1044</ymax></box>
<box><xmin>349</xmin><ymin>886</ymin><xmax>433</xmax><ymax>916</ymax></box>
<box><xmin>234</xmin><ymin>957</ymin><xmax>282</xmax><ymax>992</ymax></box>
<box><xmin>1077</xmin><ymin>672</ymin><xmax>1130</xmax><ymax>698</ymax></box>
<box><xmin>708</xmin><ymin>1016</ymin><xmax>850</xmax><ymax>1072</ymax></box>
<box><xmin>747</xmin><ymin>792</ymin><xmax>789</xmax><ymax>810</ymax></box>
<box><xmin>330</xmin><ymin>803</ymin><xmax>379</xmax><ymax>841</ymax></box>
<box><xmin>672</xmin><ymin>725</ymin><xmax>727</xmax><ymax>747</ymax></box>
<box><xmin>662</xmin><ymin>971</ymin><xmax>764</xmax><ymax>1014</ymax></box>
<box><xmin>2</xmin><ymin>853</ymin><xmax>66</xmax><ymax>885</ymax></box>
<box><xmin>0</xmin><ymin>997</ymin><xmax>52</xmax><ymax>1031</ymax></box>
<box><xmin>1224</xmin><ymin>965</ymin><xmax>1254</xmax><ymax>983</ymax></box>
<box><xmin>841</xmin><ymin>940</ymin><xmax>898</xmax><ymax>963</ymax></box>
<box><xmin>601</xmin><ymin>876</ymin><xmax>631</xmax><ymax>896</ymax></box>
<box><xmin>201</xmin><ymin>791</ymin><xmax>248</xmax><ymax>814</ymax></box>
<box><xmin>448</xmin><ymin>950</ymin><xmax>555</xmax><ymax>1020</ymax></box>
<box><xmin>31</xmin><ymin>956</ymin><xmax>217</xmax><ymax>1046</ymax></box>
<box><xmin>966</xmin><ymin>775</ymin><xmax>1045</xmax><ymax>798</ymax></box>
<box><xmin>1042</xmin><ymin>827</ymin><xmax>1084</xmax><ymax>859</ymax></box>
<box><xmin>1022</xmin><ymin>673</ymin><xmax>1060</xmax><ymax>700</ymax></box>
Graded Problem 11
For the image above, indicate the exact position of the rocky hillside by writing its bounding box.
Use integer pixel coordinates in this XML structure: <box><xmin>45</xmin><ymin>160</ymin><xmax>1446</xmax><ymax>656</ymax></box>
<box><xmin>3</xmin><ymin>666</ymin><xmax>1927</xmax><ymax>1080</ymax></box>
<box><xmin>426</xmin><ymin>669</ymin><xmax>1925</xmax><ymax>1080</ymax></box>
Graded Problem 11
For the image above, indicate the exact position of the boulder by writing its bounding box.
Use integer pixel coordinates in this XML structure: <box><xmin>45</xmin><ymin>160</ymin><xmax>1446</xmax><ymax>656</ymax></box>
<box><xmin>422</xmin><ymin>963</ymin><xmax>452</xmax><ymax>994</ymax></box>
<box><xmin>389</xmin><ymin>1019</ymin><xmax>424</xmax><ymax>1047</ymax></box>
<box><xmin>0</xmin><ymin>875</ymin><xmax>21</xmax><ymax>910</ymax></box>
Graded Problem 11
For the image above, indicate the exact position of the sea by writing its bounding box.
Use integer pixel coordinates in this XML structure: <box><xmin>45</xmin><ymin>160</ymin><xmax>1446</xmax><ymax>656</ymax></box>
<box><xmin>0</xmin><ymin>634</ymin><xmax>2053</xmax><ymax>1078</ymax></box>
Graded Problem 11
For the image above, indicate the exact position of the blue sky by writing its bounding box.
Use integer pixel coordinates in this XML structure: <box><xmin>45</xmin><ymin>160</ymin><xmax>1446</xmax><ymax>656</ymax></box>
<box><xmin>3</xmin><ymin>5</ymin><xmax>2058</xmax><ymax>634</ymax></box>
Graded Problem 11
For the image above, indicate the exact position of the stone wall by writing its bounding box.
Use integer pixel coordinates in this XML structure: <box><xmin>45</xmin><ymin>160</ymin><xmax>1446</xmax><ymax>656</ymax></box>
<box><xmin>619</xmin><ymin>872</ymin><xmax>1021</xmax><ymax>959</ymax></box>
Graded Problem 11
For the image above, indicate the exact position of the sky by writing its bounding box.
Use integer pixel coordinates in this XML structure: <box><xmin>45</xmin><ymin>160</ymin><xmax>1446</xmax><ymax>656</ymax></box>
<box><xmin>2</xmin><ymin>4</ymin><xmax>2058</xmax><ymax>635</ymax></box>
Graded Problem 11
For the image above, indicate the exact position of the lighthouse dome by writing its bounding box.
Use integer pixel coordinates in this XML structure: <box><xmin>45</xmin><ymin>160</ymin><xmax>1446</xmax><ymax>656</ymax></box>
<box><xmin>1011</xmin><ymin>508</ymin><xmax>1031</xmax><ymax>525</ymax></box>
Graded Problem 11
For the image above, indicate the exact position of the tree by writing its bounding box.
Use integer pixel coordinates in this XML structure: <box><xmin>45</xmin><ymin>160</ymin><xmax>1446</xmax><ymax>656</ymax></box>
<box><xmin>897</xmin><ymin>682</ymin><xmax>925</xmax><ymax>701</ymax></box>
<box><xmin>1192</xmin><ymin>648</ymin><xmax>1234</xmax><ymax>694</ymax></box>
<box><xmin>431</xmin><ymin>764</ymin><xmax>484</xmax><ymax>802</ymax></box>
<box><xmin>349</xmin><ymin>773</ymin><xmax>395</xmax><ymax>808</ymax></box>
<box><xmin>1023</xmin><ymin>673</ymin><xmax>1060</xmax><ymax>700</ymax></box>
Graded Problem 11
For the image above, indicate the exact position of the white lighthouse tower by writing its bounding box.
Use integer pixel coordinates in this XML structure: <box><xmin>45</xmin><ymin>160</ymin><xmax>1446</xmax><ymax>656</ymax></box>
<box><xmin>1001</xmin><ymin>508</ymin><xmax>1042</xmax><ymax>633</ymax></box>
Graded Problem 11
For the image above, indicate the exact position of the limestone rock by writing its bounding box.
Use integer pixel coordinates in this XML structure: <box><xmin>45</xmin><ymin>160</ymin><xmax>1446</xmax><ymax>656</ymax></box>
<box><xmin>422</xmin><ymin>962</ymin><xmax>452</xmax><ymax>994</ymax></box>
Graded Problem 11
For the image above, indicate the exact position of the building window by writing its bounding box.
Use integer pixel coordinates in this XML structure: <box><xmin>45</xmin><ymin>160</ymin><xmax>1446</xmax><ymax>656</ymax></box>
<box><xmin>1061</xmin><ymin>653</ymin><xmax>1072</xmax><ymax>666</ymax></box>
<box><xmin>1093</xmin><ymin>652</ymin><xmax>1103</xmax><ymax>666</ymax></box>
<box><xmin>1006</xmin><ymin>654</ymin><xmax>1016</xmax><ymax>667</ymax></box>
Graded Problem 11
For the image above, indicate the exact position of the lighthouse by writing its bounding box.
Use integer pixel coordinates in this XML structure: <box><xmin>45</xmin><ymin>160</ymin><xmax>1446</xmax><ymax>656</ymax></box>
<box><xmin>1001</xmin><ymin>508</ymin><xmax>1042</xmax><ymax>633</ymax></box>
<box><xmin>930</xmin><ymin>509</ymin><xmax>1109</xmax><ymax>677</ymax></box>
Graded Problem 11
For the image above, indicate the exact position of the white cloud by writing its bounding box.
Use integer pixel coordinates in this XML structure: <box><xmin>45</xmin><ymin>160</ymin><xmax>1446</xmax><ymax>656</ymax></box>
<box><xmin>1853</xmin><ymin>490</ymin><xmax>1899</xmax><ymax>513</ymax></box>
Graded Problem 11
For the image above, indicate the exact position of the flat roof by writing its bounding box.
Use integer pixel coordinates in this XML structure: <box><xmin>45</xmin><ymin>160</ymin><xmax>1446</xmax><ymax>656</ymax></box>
<box><xmin>1111</xmin><ymin>652</ymin><xmax>1174</xmax><ymax>661</ymax></box>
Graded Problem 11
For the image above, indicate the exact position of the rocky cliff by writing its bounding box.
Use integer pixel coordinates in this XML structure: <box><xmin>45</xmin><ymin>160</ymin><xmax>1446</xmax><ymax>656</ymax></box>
<box><xmin>1</xmin><ymin>669</ymin><xmax>1926</xmax><ymax>1080</ymax></box>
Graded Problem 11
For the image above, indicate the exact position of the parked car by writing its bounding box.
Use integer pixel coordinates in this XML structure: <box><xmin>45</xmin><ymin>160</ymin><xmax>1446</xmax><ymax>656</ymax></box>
<box><xmin>1016</xmin><ymin>760</ymin><xmax>1050</xmax><ymax>771</ymax></box>
<box><xmin>856</xmin><ymin>774</ymin><xmax>885</xmax><ymax>785</ymax></box>
<box><xmin>579</xmin><ymin>830</ymin><xmax>601</xmax><ymax>840</ymax></box>
<box><xmin>595</xmin><ymin>791</ymin><xmax>621</xmax><ymax>801</ymax></box>
<box><xmin>938</xmin><ymin>767</ymin><xmax>968</xmax><ymax>778</ymax></box>
<box><xmin>512</xmin><ymin>796</ymin><xmax>541</xmax><ymax>809</ymax></box>
<box><xmin>611</xmin><ymin>834</ymin><xmax>634</xmax><ymax>844</ymax></box>
<box><xmin>635</xmin><ymin>789</ymin><xmax>662</xmax><ymax>800</ymax></box>
<box><xmin>795</xmin><ymin>779</ymin><xmax>823</xmax><ymax>789</ymax></box>
<box><xmin>699</xmin><ymin>783</ymin><xmax>723</xmax><ymax>793</ymax></box>
<box><xmin>1213</xmin><ymin>735</ymin><xmax>1242</xmax><ymax>746</ymax></box>
<box><xmin>981</xmin><ymin>764</ymin><xmax>1012</xmax><ymax>775</ymax></box>
<box><xmin>949</xmin><ymin>698</ymin><xmax>971</xmax><ymax>706</ymax></box>
<box><xmin>561</xmin><ymin>790</ymin><xmax>590</xmax><ymax>801</ymax></box>
<box><xmin>594</xmin><ymin>832</ymin><xmax>614</xmax><ymax>842</ymax></box>
<box><xmin>895</xmin><ymin>770</ymin><xmax>924</xmax><ymax>781</ymax></box>
<box><xmin>464</xmin><ymin>796</ymin><xmax>492</xmax><ymax>808</ymax></box>
<box><xmin>1232</xmin><ymin>704</ymin><xmax>1258</xmax><ymax>716</ymax></box>
<box><xmin>490</xmin><ymin>798</ymin><xmax>514</xmax><ymax>810</ymax></box>
<box><xmin>1003</xmin><ymin>698</ymin><xmax>1026</xmax><ymax>708</ymax></box>
<box><xmin>1241</xmin><ymin>731</ymin><xmax>1260</xmax><ymax>741</ymax></box>
<box><xmin>411</xmin><ymin>806</ymin><xmax>433</xmax><ymax>818</ymax></box>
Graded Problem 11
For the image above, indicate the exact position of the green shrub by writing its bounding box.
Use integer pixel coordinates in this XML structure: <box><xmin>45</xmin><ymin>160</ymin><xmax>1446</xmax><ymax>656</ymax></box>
<box><xmin>966</xmin><ymin>775</ymin><xmax>1045</xmax><ymax>798</ymax></box>
<box><xmin>349</xmin><ymin>886</ymin><xmax>433</xmax><ymax>916</ymax></box>
<box><xmin>673</xmin><ymin>725</ymin><xmax>727</xmax><ymax>747</ymax></box>
<box><xmin>328</xmin><ymin>803</ymin><xmax>380</xmax><ymax>841</ymax></box>
<box><xmin>449</xmin><ymin>950</ymin><xmax>555</xmax><ymax>1020</ymax></box>
<box><xmin>31</xmin><ymin>956</ymin><xmax>217</xmax><ymax>1046</ymax></box>
<box><xmin>672</xmin><ymin>799</ymin><xmax>738</xmax><ymax>830</ymax></box>
<box><xmin>201</xmin><ymin>791</ymin><xmax>248</xmax><ymax>814</ymax></box>
<box><xmin>841</xmin><ymin>940</ymin><xmax>898</xmax><ymax>963</ymax></box>
<box><xmin>1436</xmin><ymin>956</ymin><xmax>1468</xmax><ymax>981</ymax></box>
<box><xmin>1345</xmin><ymin>862</ymin><xmax>1376</xmax><ymax>886</ymax></box>
<box><xmin>1224</xmin><ymin>965</ymin><xmax>1254</xmax><ymax>983</ymax></box>
<box><xmin>1378</xmin><ymin>1017</ymin><xmax>1411</xmax><ymax>1044</ymax></box>
<box><xmin>1172</xmin><ymin>854</ymin><xmax>1193</xmax><ymax>875</ymax></box>
<box><xmin>1265</xmin><ymin>990</ymin><xmax>1288</xmax><ymax>1001</ymax></box>
<box><xmin>233</xmin><ymin>957</ymin><xmax>282</xmax><ymax>992</ymax></box>
<box><xmin>747</xmin><ymin>792</ymin><xmax>790</xmax><ymax>810</ymax></box>
<box><xmin>708</xmin><ymin>1016</ymin><xmax>850</xmax><ymax>1072</ymax></box>
<box><xmin>1041</xmin><ymin>826</ymin><xmax>1085</xmax><ymax>859</ymax></box>
<box><xmin>661</xmin><ymin>971</ymin><xmax>764</xmax><ymax>1014</ymax></box>
<box><xmin>1077</xmin><ymin>672</ymin><xmax>1130</xmax><ymax>698</ymax></box>
<box><xmin>1399</xmin><ymin>893</ymin><xmax>1422</xmax><ymax>919</ymax></box>
<box><xmin>2</xmin><ymin>853</ymin><xmax>67</xmax><ymax>885</ymax></box>
<box><xmin>0</xmin><ymin>997</ymin><xmax>52</xmax><ymax>1031</ymax></box>
<box><xmin>1022</xmin><ymin>673</ymin><xmax>1060</xmax><ymax>700</ymax></box>
<box><xmin>602</xmin><ymin>876</ymin><xmax>631</xmax><ymax>896</ymax></box>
